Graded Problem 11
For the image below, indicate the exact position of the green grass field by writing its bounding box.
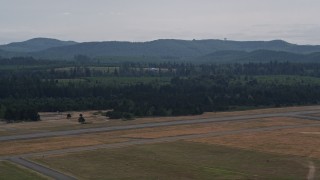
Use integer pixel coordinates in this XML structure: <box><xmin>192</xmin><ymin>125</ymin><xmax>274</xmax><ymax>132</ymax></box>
<box><xmin>33</xmin><ymin>141</ymin><xmax>317</xmax><ymax>180</ymax></box>
<box><xmin>54</xmin><ymin>66</ymin><xmax>119</xmax><ymax>73</ymax></box>
<box><xmin>255</xmin><ymin>75</ymin><xmax>320</xmax><ymax>85</ymax></box>
<box><xmin>0</xmin><ymin>161</ymin><xmax>47</xmax><ymax>180</ymax></box>
<box><xmin>55</xmin><ymin>76</ymin><xmax>171</xmax><ymax>87</ymax></box>
<box><xmin>87</xmin><ymin>76</ymin><xmax>171</xmax><ymax>86</ymax></box>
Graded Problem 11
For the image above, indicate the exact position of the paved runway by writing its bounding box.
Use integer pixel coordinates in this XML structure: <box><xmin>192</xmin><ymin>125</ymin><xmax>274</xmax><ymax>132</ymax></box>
<box><xmin>2</xmin><ymin>121</ymin><xmax>320</xmax><ymax>180</ymax></box>
<box><xmin>1</xmin><ymin>109</ymin><xmax>319</xmax><ymax>142</ymax></box>
<box><xmin>1</xmin><ymin>107</ymin><xmax>320</xmax><ymax>179</ymax></box>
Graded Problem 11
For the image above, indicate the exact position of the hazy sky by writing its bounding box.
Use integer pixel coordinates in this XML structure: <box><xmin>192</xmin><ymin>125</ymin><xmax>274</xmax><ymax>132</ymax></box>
<box><xmin>1</xmin><ymin>0</ymin><xmax>320</xmax><ymax>44</ymax></box>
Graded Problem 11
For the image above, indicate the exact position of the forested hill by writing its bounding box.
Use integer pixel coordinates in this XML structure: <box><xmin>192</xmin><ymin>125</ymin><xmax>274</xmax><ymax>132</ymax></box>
<box><xmin>0</xmin><ymin>38</ymin><xmax>77</xmax><ymax>53</ymax></box>
<box><xmin>32</xmin><ymin>39</ymin><xmax>320</xmax><ymax>59</ymax></box>
<box><xmin>1</xmin><ymin>38</ymin><xmax>320</xmax><ymax>60</ymax></box>
<box><xmin>197</xmin><ymin>50</ymin><xmax>320</xmax><ymax>63</ymax></box>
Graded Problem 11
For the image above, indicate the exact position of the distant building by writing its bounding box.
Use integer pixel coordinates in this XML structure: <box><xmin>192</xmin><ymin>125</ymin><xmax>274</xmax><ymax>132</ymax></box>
<box><xmin>145</xmin><ymin>68</ymin><xmax>159</xmax><ymax>73</ymax></box>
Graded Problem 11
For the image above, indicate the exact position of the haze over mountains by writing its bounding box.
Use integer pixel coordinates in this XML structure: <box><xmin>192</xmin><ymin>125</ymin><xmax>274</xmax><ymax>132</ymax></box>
<box><xmin>0</xmin><ymin>38</ymin><xmax>77</xmax><ymax>53</ymax></box>
<box><xmin>1</xmin><ymin>38</ymin><xmax>320</xmax><ymax>62</ymax></box>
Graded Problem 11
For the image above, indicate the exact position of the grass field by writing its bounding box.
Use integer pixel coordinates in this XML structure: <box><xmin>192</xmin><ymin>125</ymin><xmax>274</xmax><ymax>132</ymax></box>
<box><xmin>33</xmin><ymin>141</ymin><xmax>316</xmax><ymax>180</ymax></box>
<box><xmin>54</xmin><ymin>76</ymin><xmax>171</xmax><ymax>87</ymax></box>
<box><xmin>255</xmin><ymin>75</ymin><xmax>320</xmax><ymax>85</ymax></box>
<box><xmin>0</xmin><ymin>117</ymin><xmax>316</xmax><ymax>156</ymax></box>
<box><xmin>86</xmin><ymin>76</ymin><xmax>171</xmax><ymax>86</ymax></box>
<box><xmin>121</xmin><ymin>117</ymin><xmax>316</xmax><ymax>139</ymax></box>
<box><xmin>191</xmin><ymin>126</ymin><xmax>320</xmax><ymax>159</ymax></box>
<box><xmin>54</xmin><ymin>66</ymin><xmax>118</xmax><ymax>73</ymax></box>
<box><xmin>0</xmin><ymin>161</ymin><xmax>47</xmax><ymax>180</ymax></box>
<box><xmin>1</xmin><ymin>105</ymin><xmax>320</xmax><ymax>137</ymax></box>
<box><xmin>2</xmin><ymin>105</ymin><xmax>320</xmax><ymax>179</ymax></box>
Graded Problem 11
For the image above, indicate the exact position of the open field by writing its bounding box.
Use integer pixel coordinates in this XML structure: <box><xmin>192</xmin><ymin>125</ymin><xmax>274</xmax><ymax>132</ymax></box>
<box><xmin>2</xmin><ymin>106</ymin><xmax>320</xmax><ymax>179</ymax></box>
<box><xmin>54</xmin><ymin>66</ymin><xmax>118</xmax><ymax>73</ymax></box>
<box><xmin>0</xmin><ymin>135</ymin><xmax>128</xmax><ymax>156</ymax></box>
<box><xmin>190</xmin><ymin>126</ymin><xmax>320</xmax><ymax>159</ymax></box>
<box><xmin>0</xmin><ymin>117</ymin><xmax>317</xmax><ymax>156</ymax></box>
<box><xmin>120</xmin><ymin>117</ymin><xmax>316</xmax><ymax>139</ymax></box>
<box><xmin>86</xmin><ymin>76</ymin><xmax>171</xmax><ymax>86</ymax></box>
<box><xmin>54</xmin><ymin>76</ymin><xmax>171</xmax><ymax>87</ymax></box>
<box><xmin>255</xmin><ymin>75</ymin><xmax>320</xmax><ymax>85</ymax></box>
<box><xmin>1</xmin><ymin>105</ymin><xmax>320</xmax><ymax>136</ymax></box>
<box><xmin>33</xmin><ymin>141</ymin><xmax>319</xmax><ymax>180</ymax></box>
<box><xmin>0</xmin><ymin>110</ymin><xmax>111</xmax><ymax>136</ymax></box>
<box><xmin>0</xmin><ymin>160</ymin><xmax>47</xmax><ymax>180</ymax></box>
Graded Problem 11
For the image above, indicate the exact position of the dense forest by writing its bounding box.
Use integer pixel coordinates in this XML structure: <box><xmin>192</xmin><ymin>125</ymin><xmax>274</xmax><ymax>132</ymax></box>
<box><xmin>1</xmin><ymin>56</ymin><xmax>320</xmax><ymax>122</ymax></box>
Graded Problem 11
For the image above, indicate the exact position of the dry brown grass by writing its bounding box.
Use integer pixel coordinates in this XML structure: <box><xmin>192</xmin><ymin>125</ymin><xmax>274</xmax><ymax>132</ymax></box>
<box><xmin>0</xmin><ymin>134</ymin><xmax>128</xmax><ymax>156</ymax></box>
<box><xmin>0</xmin><ymin>111</ymin><xmax>111</xmax><ymax>136</ymax></box>
<box><xmin>1</xmin><ymin>105</ymin><xmax>320</xmax><ymax>136</ymax></box>
<box><xmin>190</xmin><ymin>126</ymin><xmax>320</xmax><ymax>159</ymax></box>
<box><xmin>133</xmin><ymin>105</ymin><xmax>320</xmax><ymax>123</ymax></box>
<box><xmin>122</xmin><ymin>117</ymin><xmax>316</xmax><ymax>139</ymax></box>
<box><xmin>1</xmin><ymin>107</ymin><xmax>320</xmax><ymax>157</ymax></box>
<box><xmin>1</xmin><ymin>117</ymin><xmax>311</xmax><ymax>156</ymax></box>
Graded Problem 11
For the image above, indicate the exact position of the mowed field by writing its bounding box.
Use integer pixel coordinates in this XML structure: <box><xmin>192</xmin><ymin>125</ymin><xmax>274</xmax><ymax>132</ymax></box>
<box><xmin>0</xmin><ymin>117</ymin><xmax>315</xmax><ymax>156</ymax></box>
<box><xmin>1</xmin><ymin>105</ymin><xmax>320</xmax><ymax>179</ymax></box>
<box><xmin>0</xmin><ymin>161</ymin><xmax>46</xmax><ymax>180</ymax></box>
<box><xmin>33</xmin><ymin>142</ymin><xmax>319</xmax><ymax>180</ymax></box>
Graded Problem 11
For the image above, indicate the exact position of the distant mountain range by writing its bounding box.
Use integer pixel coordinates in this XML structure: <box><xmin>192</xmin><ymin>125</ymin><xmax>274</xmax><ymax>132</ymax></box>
<box><xmin>197</xmin><ymin>50</ymin><xmax>320</xmax><ymax>63</ymax></box>
<box><xmin>1</xmin><ymin>38</ymin><xmax>320</xmax><ymax>62</ymax></box>
<box><xmin>0</xmin><ymin>38</ymin><xmax>77</xmax><ymax>53</ymax></box>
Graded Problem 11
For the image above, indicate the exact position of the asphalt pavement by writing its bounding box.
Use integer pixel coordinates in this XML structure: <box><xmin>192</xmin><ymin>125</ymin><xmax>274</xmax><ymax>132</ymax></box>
<box><xmin>1</xmin><ymin>107</ymin><xmax>320</xmax><ymax>179</ymax></box>
<box><xmin>9</xmin><ymin>157</ymin><xmax>76</xmax><ymax>180</ymax></box>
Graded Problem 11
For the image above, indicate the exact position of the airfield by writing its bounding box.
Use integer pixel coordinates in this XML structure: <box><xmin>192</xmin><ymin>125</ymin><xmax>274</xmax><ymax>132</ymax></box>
<box><xmin>1</xmin><ymin>106</ymin><xmax>320</xmax><ymax>179</ymax></box>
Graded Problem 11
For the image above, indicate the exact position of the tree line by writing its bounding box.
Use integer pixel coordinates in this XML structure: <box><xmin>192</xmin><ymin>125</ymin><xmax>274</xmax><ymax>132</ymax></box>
<box><xmin>1</xmin><ymin>74</ymin><xmax>320</xmax><ymax>121</ymax></box>
<box><xmin>1</xmin><ymin>57</ymin><xmax>320</xmax><ymax>122</ymax></box>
